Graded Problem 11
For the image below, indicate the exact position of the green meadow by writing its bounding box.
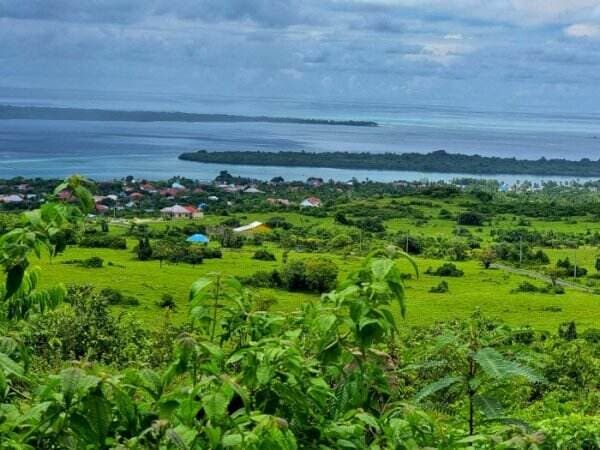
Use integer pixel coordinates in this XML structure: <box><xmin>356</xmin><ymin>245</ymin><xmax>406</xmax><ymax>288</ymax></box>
<box><xmin>34</xmin><ymin>203</ymin><xmax>600</xmax><ymax>332</ymax></box>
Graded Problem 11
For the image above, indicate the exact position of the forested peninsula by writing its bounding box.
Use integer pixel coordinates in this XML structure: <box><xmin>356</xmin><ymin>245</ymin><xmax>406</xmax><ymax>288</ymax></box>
<box><xmin>0</xmin><ymin>105</ymin><xmax>377</xmax><ymax>127</ymax></box>
<box><xmin>179</xmin><ymin>149</ymin><xmax>600</xmax><ymax>177</ymax></box>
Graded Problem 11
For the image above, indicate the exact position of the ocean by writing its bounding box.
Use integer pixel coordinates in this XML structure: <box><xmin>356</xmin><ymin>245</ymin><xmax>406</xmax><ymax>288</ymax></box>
<box><xmin>1</xmin><ymin>87</ymin><xmax>600</xmax><ymax>183</ymax></box>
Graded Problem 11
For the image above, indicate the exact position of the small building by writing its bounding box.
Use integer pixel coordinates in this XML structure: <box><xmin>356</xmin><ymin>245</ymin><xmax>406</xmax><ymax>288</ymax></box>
<box><xmin>243</xmin><ymin>187</ymin><xmax>264</xmax><ymax>194</ymax></box>
<box><xmin>233</xmin><ymin>221</ymin><xmax>270</xmax><ymax>234</ymax></box>
<box><xmin>129</xmin><ymin>192</ymin><xmax>144</xmax><ymax>201</ymax></box>
<box><xmin>95</xmin><ymin>203</ymin><xmax>110</xmax><ymax>214</ymax></box>
<box><xmin>0</xmin><ymin>194</ymin><xmax>23</xmax><ymax>203</ymax></box>
<box><xmin>300</xmin><ymin>197</ymin><xmax>321</xmax><ymax>208</ymax></box>
<box><xmin>160</xmin><ymin>204</ymin><xmax>203</xmax><ymax>220</ymax></box>
<box><xmin>267</xmin><ymin>198</ymin><xmax>290</xmax><ymax>206</ymax></box>
<box><xmin>171</xmin><ymin>182</ymin><xmax>187</xmax><ymax>190</ymax></box>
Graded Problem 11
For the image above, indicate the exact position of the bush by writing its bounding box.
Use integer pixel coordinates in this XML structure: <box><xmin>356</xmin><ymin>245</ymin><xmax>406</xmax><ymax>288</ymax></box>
<box><xmin>355</xmin><ymin>216</ymin><xmax>385</xmax><ymax>233</ymax></box>
<box><xmin>253</xmin><ymin>249</ymin><xmax>276</xmax><ymax>261</ymax></box>
<box><xmin>266</xmin><ymin>217</ymin><xmax>292</xmax><ymax>230</ymax></box>
<box><xmin>202</xmin><ymin>248</ymin><xmax>222</xmax><ymax>259</ymax></box>
<box><xmin>219</xmin><ymin>228</ymin><xmax>244</xmax><ymax>248</ymax></box>
<box><xmin>157</xmin><ymin>294</ymin><xmax>176</xmax><ymax>309</ymax></box>
<box><xmin>280</xmin><ymin>260</ymin><xmax>308</xmax><ymax>291</ymax></box>
<box><xmin>99</xmin><ymin>287</ymin><xmax>140</xmax><ymax>306</ymax></box>
<box><xmin>457</xmin><ymin>211</ymin><xmax>484</xmax><ymax>226</ymax></box>
<box><xmin>280</xmin><ymin>258</ymin><xmax>338</xmax><ymax>293</ymax></box>
<box><xmin>241</xmin><ymin>270</ymin><xmax>282</xmax><ymax>288</ymax></box>
<box><xmin>79</xmin><ymin>234</ymin><xmax>127</xmax><ymax>249</ymax></box>
<box><xmin>304</xmin><ymin>258</ymin><xmax>339</xmax><ymax>293</ymax></box>
<box><xmin>581</xmin><ymin>328</ymin><xmax>600</xmax><ymax>343</ymax></box>
<box><xmin>27</xmin><ymin>285</ymin><xmax>150</xmax><ymax>367</ymax></box>
<box><xmin>511</xmin><ymin>281</ymin><xmax>564</xmax><ymax>295</ymax></box>
<box><xmin>426</xmin><ymin>263</ymin><xmax>464</xmax><ymax>277</ymax></box>
<box><xmin>429</xmin><ymin>281</ymin><xmax>449</xmax><ymax>293</ymax></box>
<box><xmin>137</xmin><ymin>237</ymin><xmax>153</xmax><ymax>261</ymax></box>
<box><xmin>62</xmin><ymin>256</ymin><xmax>104</xmax><ymax>268</ymax></box>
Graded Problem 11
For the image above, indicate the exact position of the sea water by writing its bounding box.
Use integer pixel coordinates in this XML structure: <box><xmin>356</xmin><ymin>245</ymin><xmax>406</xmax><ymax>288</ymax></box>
<box><xmin>1</xmin><ymin>87</ymin><xmax>600</xmax><ymax>183</ymax></box>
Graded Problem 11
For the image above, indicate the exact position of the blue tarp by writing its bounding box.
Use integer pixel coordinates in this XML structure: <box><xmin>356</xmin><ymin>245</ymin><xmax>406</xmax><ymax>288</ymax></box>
<box><xmin>186</xmin><ymin>233</ymin><xmax>209</xmax><ymax>243</ymax></box>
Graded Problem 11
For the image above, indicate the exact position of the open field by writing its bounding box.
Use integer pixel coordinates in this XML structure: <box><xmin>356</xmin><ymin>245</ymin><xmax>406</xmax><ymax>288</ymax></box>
<box><xmin>35</xmin><ymin>227</ymin><xmax>600</xmax><ymax>331</ymax></box>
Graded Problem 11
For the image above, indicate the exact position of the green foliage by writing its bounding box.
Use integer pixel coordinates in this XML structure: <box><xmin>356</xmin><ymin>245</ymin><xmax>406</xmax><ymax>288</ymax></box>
<box><xmin>280</xmin><ymin>258</ymin><xmax>339</xmax><ymax>293</ymax></box>
<box><xmin>457</xmin><ymin>211</ymin><xmax>484</xmax><ymax>226</ymax></box>
<box><xmin>252</xmin><ymin>249</ymin><xmax>276</xmax><ymax>261</ymax></box>
<box><xmin>429</xmin><ymin>280</ymin><xmax>449</xmax><ymax>293</ymax></box>
<box><xmin>426</xmin><ymin>262</ymin><xmax>464</xmax><ymax>277</ymax></box>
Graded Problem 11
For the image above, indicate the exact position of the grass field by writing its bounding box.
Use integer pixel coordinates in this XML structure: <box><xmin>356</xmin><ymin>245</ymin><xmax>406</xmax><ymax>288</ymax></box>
<box><xmin>35</xmin><ymin>237</ymin><xmax>600</xmax><ymax>332</ymax></box>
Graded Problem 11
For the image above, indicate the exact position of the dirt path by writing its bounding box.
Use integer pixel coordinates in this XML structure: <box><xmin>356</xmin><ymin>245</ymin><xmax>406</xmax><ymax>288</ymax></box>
<box><xmin>490</xmin><ymin>263</ymin><xmax>595</xmax><ymax>293</ymax></box>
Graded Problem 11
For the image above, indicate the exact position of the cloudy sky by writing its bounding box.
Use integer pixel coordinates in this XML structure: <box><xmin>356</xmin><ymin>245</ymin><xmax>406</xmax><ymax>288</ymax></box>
<box><xmin>2</xmin><ymin>0</ymin><xmax>600</xmax><ymax>112</ymax></box>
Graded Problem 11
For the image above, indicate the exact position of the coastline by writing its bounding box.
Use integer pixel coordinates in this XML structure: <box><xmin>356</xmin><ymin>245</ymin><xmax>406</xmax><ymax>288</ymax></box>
<box><xmin>179</xmin><ymin>149</ymin><xmax>600</xmax><ymax>178</ymax></box>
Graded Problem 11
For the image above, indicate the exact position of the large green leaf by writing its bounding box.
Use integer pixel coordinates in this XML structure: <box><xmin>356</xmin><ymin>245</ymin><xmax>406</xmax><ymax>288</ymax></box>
<box><xmin>473</xmin><ymin>393</ymin><xmax>503</xmax><ymax>418</ymax></box>
<box><xmin>414</xmin><ymin>375</ymin><xmax>464</xmax><ymax>402</ymax></box>
<box><xmin>474</xmin><ymin>348</ymin><xmax>545</xmax><ymax>383</ymax></box>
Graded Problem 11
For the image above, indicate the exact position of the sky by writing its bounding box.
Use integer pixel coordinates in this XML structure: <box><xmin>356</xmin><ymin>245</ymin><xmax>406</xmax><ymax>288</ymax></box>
<box><xmin>2</xmin><ymin>1</ymin><xmax>600</xmax><ymax>113</ymax></box>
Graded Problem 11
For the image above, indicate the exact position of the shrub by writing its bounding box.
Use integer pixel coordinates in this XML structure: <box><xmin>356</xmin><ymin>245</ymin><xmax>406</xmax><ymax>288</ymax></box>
<box><xmin>266</xmin><ymin>217</ymin><xmax>292</xmax><ymax>230</ymax></box>
<box><xmin>137</xmin><ymin>237</ymin><xmax>153</xmax><ymax>261</ymax></box>
<box><xmin>157</xmin><ymin>294</ymin><xmax>176</xmax><ymax>309</ymax></box>
<box><xmin>304</xmin><ymin>258</ymin><xmax>339</xmax><ymax>293</ymax></box>
<box><xmin>79</xmin><ymin>234</ymin><xmax>127</xmax><ymax>249</ymax></box>
<box><xmin>27</xmin><ymin>285</ymin><xmax>150</xmax><ymax>367</ymax></box>
<box><xmin>558</xmin><ymin>321</ymin><xmax>577</xmax><ymax>340</ymax></box>
<box><xmin>252</xmin><ymin>249</ymin><xmax>276</xmax><ymax>261</ymax></box>
<box><xmin>280</xmin><ymin>258</ymin><xmax>338</xmax><ymax>293</ymax></box>
<box><xmin>98</xmin><ymin>287</ymin><xmax>140</xmax><ymax>306</ymax></box>
<box><xmin>61</xmin><ymin>256</ymin><xmax>104</xmax><ymax>269</ymax></box>
<box><xmin>240</xmin><ymin>270</ymin><xmax>282</xmax><ymax>288</ymax></box>
<box><xmin>202</xmin><ymin>248</ymin><xmax>222</xmax><ymax>259</ymax></box>
<box><xmin>457</xmin><ymin>211</ymin><xmax>484</xmax><ymax>226</ymax></box>
<box><xmin>426</xmin><ymin>263</ymin><xmax>464</xmax><ymax>277</ymax></box>
<box><xmin>511</xmin><ymin>281</ymin><xmax>564</xmax><ymax>295</ymax></box>
<box><xmin>219</xmin><ymin>228</ymin><xmax>244</xmax><ymax>248</ymax></box>
<box><xmin>581</xmin><ymin>328</ymin><xmax>600</xmax><ymax>343</ymax></box>
<box><xmin>429</xmin><ymin>281</ymin><xmax>449</xmax><ymax>293</ymax></box>
<box><xmin>280</xmin><ymin>260</ymin><xmax>308</xmax><ymax>291</ymax></box>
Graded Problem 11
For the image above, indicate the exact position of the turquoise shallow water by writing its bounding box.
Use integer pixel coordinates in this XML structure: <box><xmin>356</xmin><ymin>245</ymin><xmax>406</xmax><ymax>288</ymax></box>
<box><xmin>1</xmin><ymin>88</ymin><xmax>600</xmax><ymax>182</ymax></box>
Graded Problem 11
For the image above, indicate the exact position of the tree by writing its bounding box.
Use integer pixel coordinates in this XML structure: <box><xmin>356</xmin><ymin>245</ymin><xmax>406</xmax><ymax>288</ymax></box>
<box><xmin>474</xmin><ymin>247</ymin><xmax>497</xmax><ymax>269</ymax></box>
<box><xmin>457</xmin><ymin>211</ymin><xmax>484</xmax><ymax>226</ymax></box>
<box><xmin>414</xmin><ymin>314</ymin><xmax>545</xmax><ymax>435</ymax></box>
<box><xmin>136</xmin><ymin>237</ymin><xmax>153</xmax><ymax>261</ymax></box>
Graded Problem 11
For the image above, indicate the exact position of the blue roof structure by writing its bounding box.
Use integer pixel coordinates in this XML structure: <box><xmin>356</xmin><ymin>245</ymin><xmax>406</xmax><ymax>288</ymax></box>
<box><xmin>186</xmin><ymin>233</ymin><xmax>209</xmax><ymax>244</ymax></box>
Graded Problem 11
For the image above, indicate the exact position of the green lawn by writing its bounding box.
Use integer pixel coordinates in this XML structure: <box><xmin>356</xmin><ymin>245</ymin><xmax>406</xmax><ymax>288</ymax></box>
<box><xmin>34</xmin><ymin>239</ymin><xmax>600</xmax><ymax>332</ymax></box>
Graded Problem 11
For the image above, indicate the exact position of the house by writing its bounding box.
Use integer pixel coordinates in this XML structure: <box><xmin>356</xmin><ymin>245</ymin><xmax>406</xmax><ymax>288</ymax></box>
<box><xmin>208</xmin><ymin>195</ymin><xmax>219</xmax><ymax>201</ymax></box>
<box><xmin>233</xmin><ymin>221</ymin><xmax>270</xmax><ymax>234</ymax></box>
<box><xmin>95</xmin><ymin>203</ymin><xmax>110</xmax><ymax>214</ymax></box>
<box><xmin>243</xmin><ymin>187</ymin><xmax>264</xmax><ymax>194</ymax></box>
<box><xmin>160</xmin><ymin>204</ymin><xmax>204</xmax><ymax>220</ymax></box>
<box><xmin>160</xmin><ymin>188</ymin><xmax>180</xmax><ymax>198</ymax></box>
<box><xmin>140</xmin><ymin>183</ymin><xmax>156</xmax><ymax>192</ymax></box>
<box><xmin>171</xmin><ymin>182</ymin><xmax>187</xmax><ymax>190</ymax></box>
<box><xmin>0</xmin><ymin>194</ymin><xmax>23</xmax><ymax>203</ymax></box>
<box><xmin>300</xmin><ymin>197</ymin><xmax>321</xmax><ymax>208</ymax></box>
<box><xmin>129</xmin><ymin>192</ymin><xmax>144</xmax><ymax>201</ymax></box>
<box><xmin>267</xmin><ymin>198</ymin><xmax>290</xmax><ymax>206</ymax></box>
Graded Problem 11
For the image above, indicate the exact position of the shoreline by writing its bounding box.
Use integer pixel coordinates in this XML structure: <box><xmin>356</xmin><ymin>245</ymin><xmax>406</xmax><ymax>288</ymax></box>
<box><xmin>179</xmin><ymin>149</ymin><xmax>600</xmax><ymax>178</ymax></box>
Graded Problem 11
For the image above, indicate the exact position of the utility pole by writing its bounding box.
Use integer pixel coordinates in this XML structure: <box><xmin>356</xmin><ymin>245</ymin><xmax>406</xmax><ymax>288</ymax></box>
<box><xmin>406</xmin><ymin>232</ymin><xmax>410</xmax><ymax>254</ymax></box>
<box><xmin>574</xmin><ymin>248</ymin><xmax>578</xmax><ymax>279</ymax></box>
<box><xmin>519</xmin><ymin>235</ymin><xmax>523</xmax><ymax>266</ymax></box>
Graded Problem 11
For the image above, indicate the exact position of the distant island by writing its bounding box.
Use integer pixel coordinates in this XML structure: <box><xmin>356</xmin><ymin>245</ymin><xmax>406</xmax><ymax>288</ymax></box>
<box><xmin>179</xmin><ymin>149</ymin><xmax>600</xmax><ymax>177</ymax></box>
<box><xmin>0</xmin><ymin>105</ymin><xmax>377</xmax><ymax>127</ymax></box>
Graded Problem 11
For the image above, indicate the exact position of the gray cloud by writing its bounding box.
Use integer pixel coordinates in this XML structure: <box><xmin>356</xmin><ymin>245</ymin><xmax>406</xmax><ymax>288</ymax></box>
<box><xmin>1</xmin><ymin>1</ymin><xmax>600</xmax><ymax>111</ymax></box>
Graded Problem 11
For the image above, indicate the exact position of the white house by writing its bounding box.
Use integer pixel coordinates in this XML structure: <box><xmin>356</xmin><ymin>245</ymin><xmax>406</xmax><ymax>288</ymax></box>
<box><xmin>160</xmin><ymin>204</ymin><xmax>203</xmax><ymax>219</ymax></box>
<box><xmin>300</xmin><ymin>197</ymin><xmax>321</xmax><ymax>208</ymax></box>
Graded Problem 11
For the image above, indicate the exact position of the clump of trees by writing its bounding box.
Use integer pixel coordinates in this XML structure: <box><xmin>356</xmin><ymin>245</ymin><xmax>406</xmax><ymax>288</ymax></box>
<box><xmin>426</xmin><ymin>262</ymin><xmax>464</xmax><ymax>277</ymax></box>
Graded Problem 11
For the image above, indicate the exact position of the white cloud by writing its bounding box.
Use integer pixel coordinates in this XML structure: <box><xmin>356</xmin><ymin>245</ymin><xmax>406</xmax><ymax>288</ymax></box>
<box><xmin>564</xmin><ymin>23</ymin><xmax>600</xmax><ymax>39</ymax></box>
